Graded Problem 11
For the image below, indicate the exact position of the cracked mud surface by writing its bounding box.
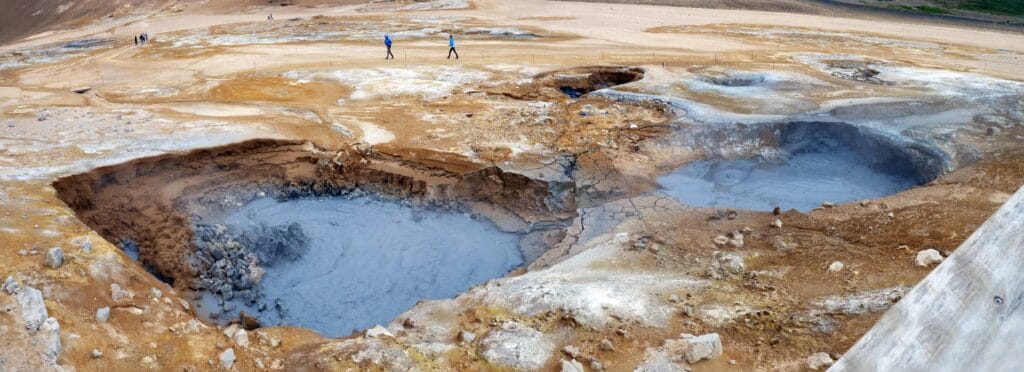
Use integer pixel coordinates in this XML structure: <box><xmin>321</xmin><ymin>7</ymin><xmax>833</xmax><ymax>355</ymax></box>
<box><xmin>2</xmin><ymin>0</ymin><xmax>1024</xmax><ymax>371</ymax></box>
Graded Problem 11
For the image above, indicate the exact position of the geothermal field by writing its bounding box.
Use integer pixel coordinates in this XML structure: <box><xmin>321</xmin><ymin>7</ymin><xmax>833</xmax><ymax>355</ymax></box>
<box><xmin>1</xmin><ymin>0</ymin><xmax>1023</xmax><ymax>371</ymax></box>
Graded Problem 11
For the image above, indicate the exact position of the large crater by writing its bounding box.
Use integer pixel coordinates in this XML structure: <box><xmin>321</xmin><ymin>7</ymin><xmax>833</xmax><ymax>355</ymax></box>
<box><xmin>53</xmin><ymin>140</ymin><xmax>576</xmax><ymax>336</ymax></box>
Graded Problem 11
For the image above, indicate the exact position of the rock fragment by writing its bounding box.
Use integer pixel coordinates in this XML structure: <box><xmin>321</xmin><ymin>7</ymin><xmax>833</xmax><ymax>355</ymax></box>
<box><xmin>240</xmin><ymin>311</ymin><xmax>261</xmax><ymax>330</ymax></box>
<box><xmin>45</xmin><ymin>247</ymin><xmax>64</xmax><ymax>269</ymax></box>
<box><xmin>806</xmin><ymin>352</ymin><xmax>834</xmax><ymax>370</ymax></box>
<box><xmin>481</xmin><ymin>322</ymin><xmax>553</xmax><ymax>370</ymax></box>
<box><xmin>96</xmin><ymin>307</ymin><xmax>110</xmax><ymax>322</ymax></box>
<box><xmin>366</xmin><ymin>325</ymin><xmax>393</xmax><ymax>338</ymax></box>
<box><xmin>828</xmin><ymin>261</ymin><xmax>844</xmax><ymax>273</ymax></box>
<box><xmin>915</xmin><ymin>249</ymin><xmax>943</xmax><ymax>267</ymax></box>
<box><xmin>219</xmin><ymin>348</ymin><xmax>236</xmax><ymax>369</ymax></box>
<box><xmin>772</xmin><ymin>218</ymin><xmax>783</xmax><ymax>229</ymax></box>
<box><xmin>17</xmin><ymin>285</ymin><xmax>48</xmax><ymax>332</ymax></box>
<box><xmin>41</xmin><ymin>317</ymin><xmax>62</xmax><ymax>365</ymax></box>
<box><xmin>92</xmin><ymin>349</ymin><xmax>104</xmax><ymax>358</ymax></box>
<box><xmin>561</xmin><ymin>359</ymin><xmax>584</xmax><ymax>372</ymax></box>
<box><xmin>682</xmin><ymin>333</ymin><xmax>723</xmax><ymax>364</ymax></box>
<box><xmin>600</xmin><ymin>339</ymin><xmax>615</xmax><ymax>351</ymax></box>
<box><xmin>111</xmin><ymin>284</ymin><xmax>133</xmax><ymax>304</ymax></box>
<box><xmin>459</xmin><ymin>330</ymin><xmax>476</xmax><ymax>344</ymax></box>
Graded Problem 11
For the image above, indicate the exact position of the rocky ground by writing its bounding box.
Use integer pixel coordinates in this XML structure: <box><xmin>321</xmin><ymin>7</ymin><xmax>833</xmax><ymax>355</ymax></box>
<box><xmin>1</xmin><ymin>0</ymin><xmax>1023</xmax><ymax>371</ymax></box>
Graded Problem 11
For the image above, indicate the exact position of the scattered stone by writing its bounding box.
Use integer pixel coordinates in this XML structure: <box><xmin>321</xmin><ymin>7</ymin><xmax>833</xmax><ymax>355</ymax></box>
<box><xmin>886</xmin><ymin>212</ymin><xmax>895</xmax><ymax>218</ymax></box>
<box><xmin>821</xmin><ymin>201</ymin><xmax>834</xmax><ymax>208</ymax></box>
<box><xmin>727</xmin><ymin>231</ymin><xmax>744</xmax><ymax>248</ymax></box>
<box><xmin>239</xmin><ymin>311</ymin><xmax>261</xmax><ymax>330</ymax></box>
<box><xmin>681</xmin><ymin>333</ymin><xmax>723</xmax><ymax>364</ymax></box>
<box><xmin>561</xmin><ymin>359</ymin><xmax>585</xmax><ymax>372</ymax></box>
<box><xmin>141</xmin><ymin>355</ymin><xmax>156</xmax><ymax>364</ymax></box>
<box><xmin>987</xmin><ymin>127</ymin><xmax>1001</xmax><ymax>136</ymax></box>
<box><xmin>150</xmin><ymin>287</ymin><xmax>162</xmax><ymax>300</ymax></box>
<box><xmin>41</xmin><ymin>317</ymin><xmax>62</xmax><ymax>365</ymax></box>
<box><xmin>590</xmin><ymin>358</ymin><xmax>604</xmax><ymax>371</ymax></box>
<box><xmin>231</xmin><ymin>329</ymin><xmax>249</xmax><ymax>347</ymax></box>
<box><xmin>111</xmin><ymin>284</ymin><xmax>133</xmax><ymax>304</ymax></box>
<box><xmin>806</xmin><ymin>352</ymin><xmax>834</xmax><ymax>370</ymax></box>
<box><xmin>729</xmin><ymin>359</ymin><xmax>737</xmax><ymax>365</ymax></box>
<box><xmin>96</xmin><ymin>307</ymin><xmax>111</xmax><ymax>322</ymax></box>
<box><xmin>481</xmin><ymin>322</ymin><xmax>554</xmax><ymax>370</ymax></box>
<box><xmin>459</xmin><ymin>330</ymin><xmax>476</xmax><ymax>344</ymax></box>
<box><xmin>600</xmin><ymin>339</ymin><xmax>615</xmax><ymax>352</ymax></box>
<box><xmin>72</xmin><ymin>87</ymin><xmax>92</xmax><ymax>94</ymax></box>
<box><xmin>772</xmin><ymin>218</ymin><xmax>783</xmax><ymax>229</ymax></box>
<box><xmin>716</xmin><ymin>252</ymin><xmax>745</xmax><ymax>275</ymax></box>
<box><xmin>668</xmin><ymin>294</ymin><xmax>680</xmax><ymax>303</ymax></box>
<box><xmin>17</xmin><ymin>285</ymin><xmax>48</xmax><ymax>332</ymax></box>
<box><xmin>713</xmin><ymin>235</ymin><xmax>730</xmax><ymax>247</ymax></box>
<box><xmin>38</xmin><ymin>112</ymin><xmax>48</xmax><ymax>121</ymax></box>
<box><xmin>828</xmin><ymin>261</ymin><xmax>845</xmax><ymax>273</ymax></box>
<box><xmin>219</xmin><ymin>348</ymin><xmax>236</xmax><ymax>369</ymax></box>
<box><xmin>78</xmin><ymin>238</ymin><xmax>93</xmax><ymax>252</ymax></box>
<box><xmin>45</xmin><ymin>247</ymin><xmax>64</xmax><ymax>269</ymax></box>
<box><xmin>403</xmin><ymin>317</ymin><xmax>417</xmax><ymax>329</ymax></box>
<box><xmin>772</xmin><ymin>206</ymin><xmax>781</xmax><ymax>215</ymax></box>
<box><xmin>366</xmin><ymin>325</ymin><xmax>393</xmax><ymax>338</ymax></box>
<box><xmin>915</xmin><ymin>249</ymin><xmax>944</xmax><ymax>267</ymax></box>
<box><xmin>563</xmin><ymin>345</ymin><xmax>581</xmax><ymax>359</ymax></box>
<box><xmin>2</xmin><ymin>275</ymin><xmax>19</xmax><ymax>295</ymax></box>
<box><xmin>92</xmin><ymin>349</ymin><xmax>103</xmax><ymax>358</ymax></box>
<box><xmin>256</xmin><ymin>331</ymin><xmax>282</xmax><ymax>348</ymax></box>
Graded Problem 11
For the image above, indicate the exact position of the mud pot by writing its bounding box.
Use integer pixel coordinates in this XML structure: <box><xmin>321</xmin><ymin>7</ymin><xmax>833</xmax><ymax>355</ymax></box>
<box><xmin>659</xmin><ymin>121</ymin><xmax>948</xmax><ymax>211</ymax></box>
<box><xmin>52</xmin><ymin>139</ymin><xmax>576</xmax><ymax>336</ymax></box>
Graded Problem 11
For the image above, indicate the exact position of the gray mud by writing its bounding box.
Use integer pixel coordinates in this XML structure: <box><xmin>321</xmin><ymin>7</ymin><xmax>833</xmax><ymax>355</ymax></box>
<box><xmin>192</xmin><ymin>196</ymin><xmax>523</xmax><ymax>337</ymax></box>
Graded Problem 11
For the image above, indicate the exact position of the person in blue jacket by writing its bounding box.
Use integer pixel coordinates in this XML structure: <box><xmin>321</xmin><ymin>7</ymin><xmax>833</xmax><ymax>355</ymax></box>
<box><xmin>384</xmin><ymin>34</ymin><xmax>394</xmax><ymax>60</ymax></box>
<box><xmin>447</xmin><ymin>34</ymin><xmax>459</xmax><ymax>59</ymax></box>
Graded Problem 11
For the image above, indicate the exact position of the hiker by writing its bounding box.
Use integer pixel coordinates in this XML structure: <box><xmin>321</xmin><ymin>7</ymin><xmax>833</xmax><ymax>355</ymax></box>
<box><xmin>134</xmin><ymin>35</ymin><xmax>138</xmax><ymax>45</ymax></box>
<box><xmin>384</xmin><ymin>34</ymin><xmax>395</xmax><ymax>60</ymax></box>
<box><xmin>447</xmin><ymin>34</ymin><xmax>459</xmax><ymax>59</ymax></box>
<box><xmin>268</xmin><ymin>13</ymin><xmax>273</xmax><ymax>21</ymax></box>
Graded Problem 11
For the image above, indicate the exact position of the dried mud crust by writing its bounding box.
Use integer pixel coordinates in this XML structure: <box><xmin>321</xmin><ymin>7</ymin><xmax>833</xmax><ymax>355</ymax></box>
<box><xmin>52</xmin><ymin>139</ymin><xmax>577</xmax><ymax>290</ymax></box>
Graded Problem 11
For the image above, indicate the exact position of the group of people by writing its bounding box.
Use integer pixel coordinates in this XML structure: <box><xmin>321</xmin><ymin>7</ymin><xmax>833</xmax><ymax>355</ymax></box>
<box><xmin>133</xmin><ymin>33</ymin><xmax>150</xmax><ymax>46</ymax></box>
<box><xmin>384</xmin><ymin>34</ymin><xmax>459</xmax><ymax>60</ymax></box>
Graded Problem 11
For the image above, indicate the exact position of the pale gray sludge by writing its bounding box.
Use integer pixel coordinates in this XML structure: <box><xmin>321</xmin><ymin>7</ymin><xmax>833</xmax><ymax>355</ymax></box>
<box><xmin>658</xmin><ymin>122</ymin><xmax>939</xmax><ymax>212</ymax></box>
<box><xmin>193</xmin><ymin>196</ymin><xmax>523</xmax><ymax>337</ymax></box>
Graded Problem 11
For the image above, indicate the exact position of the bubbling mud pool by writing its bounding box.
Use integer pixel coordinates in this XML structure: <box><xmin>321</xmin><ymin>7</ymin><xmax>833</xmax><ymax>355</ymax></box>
<box><xmin>659</xmin><ymin>122</ymin><xmax>946</xmax><ymax>211</ymax></box>
<box><xmin>192</xmin><ymin>196</ymin><xmax>523</xmax><ymax>337</ymax></box>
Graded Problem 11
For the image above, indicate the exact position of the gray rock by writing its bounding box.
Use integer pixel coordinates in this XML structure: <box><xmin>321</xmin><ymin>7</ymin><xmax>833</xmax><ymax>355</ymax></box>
<box><xmin>682</xmin><ymin>333</ymin><xmax>723</xmax><ymax>364</ymax></box>
<box><xmin>92</xmin><ymin>349</ymin><xmax>103</xmax><ymax>358</ymax></box>
<box><xmin>45</xmin><ymin>247</ymin><xmax>64</xmax><ymax>269</ymax></box>
<box><xmin>366</xmin><ymin>325</ymin><xmax>393</xmax><ymax>338</ymax></box>
<box><xmin>561</xmin><ymin>359</ymin><xmax>585</xmax><ymax>372</ymax></box>
<box><xmin>481</xmin><ymin>322</ymin><xmax>554</xmax><ymax>370</ymax></box>
<box><xmin>78</xmin><ymin>238</ymin><xmax>93</xmax><ymax>253</ymax></box>
<box><xmin>219</xmin><ymin>348</ymin><xmax>236</xmax><ymax>369</ymax></box>
<box><xmin>41</xmin><ymin>317</ymin><xmax>62</xmax><ymax>365</ymax></box>
<box><xmin>600</xmin><ymin>339</ymin><xmax>616</xmax><ymax>351</ymax></box>
<box><xmin>96</xmin><ymin>307</ymin><xmax>110</xmax><ymax>322</ymax></box>
<box><xmin>806</xmin><ymin>352</ymin><xmax>834</xmax><ymax>370</ymax></box>
<box><xmin>111</xmin><ymin>284</ymin><xmax>132</xmax><ymax>303</ymax></box>
<box><xmin>915</xmin><ymin>249</ymin><xmax>943</xmax><ymax>267</ymax></box>
<box><xmin>17</xmin><ymin>285</ymin><xmax>48</xmax><ymax>332</ymax></box>
<box><xmin>459</xmin><ymin>330</ymin><xmax>476</xmax><ymax>344</ymax></box>
<box><xmin>2</xmin><ymin>275</ymin><xmax>19</xmax><ymax>295</ymax></box>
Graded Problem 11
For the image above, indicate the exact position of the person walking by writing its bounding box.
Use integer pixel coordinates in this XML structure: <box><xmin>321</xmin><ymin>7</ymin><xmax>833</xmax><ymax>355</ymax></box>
<box><xmin>134</xmin><ymin>35</ymin><xmax>138</xmax><ymax>46</ymax></box>
<box><xmin>447</xmin><ymin>34</ymin><xmax>459</xmax><ymax>60</ymax></box>
<box><xmin>384</xmin><ymin>34</ymin><xmax>394</xmax><ymax>60</ymax></box>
